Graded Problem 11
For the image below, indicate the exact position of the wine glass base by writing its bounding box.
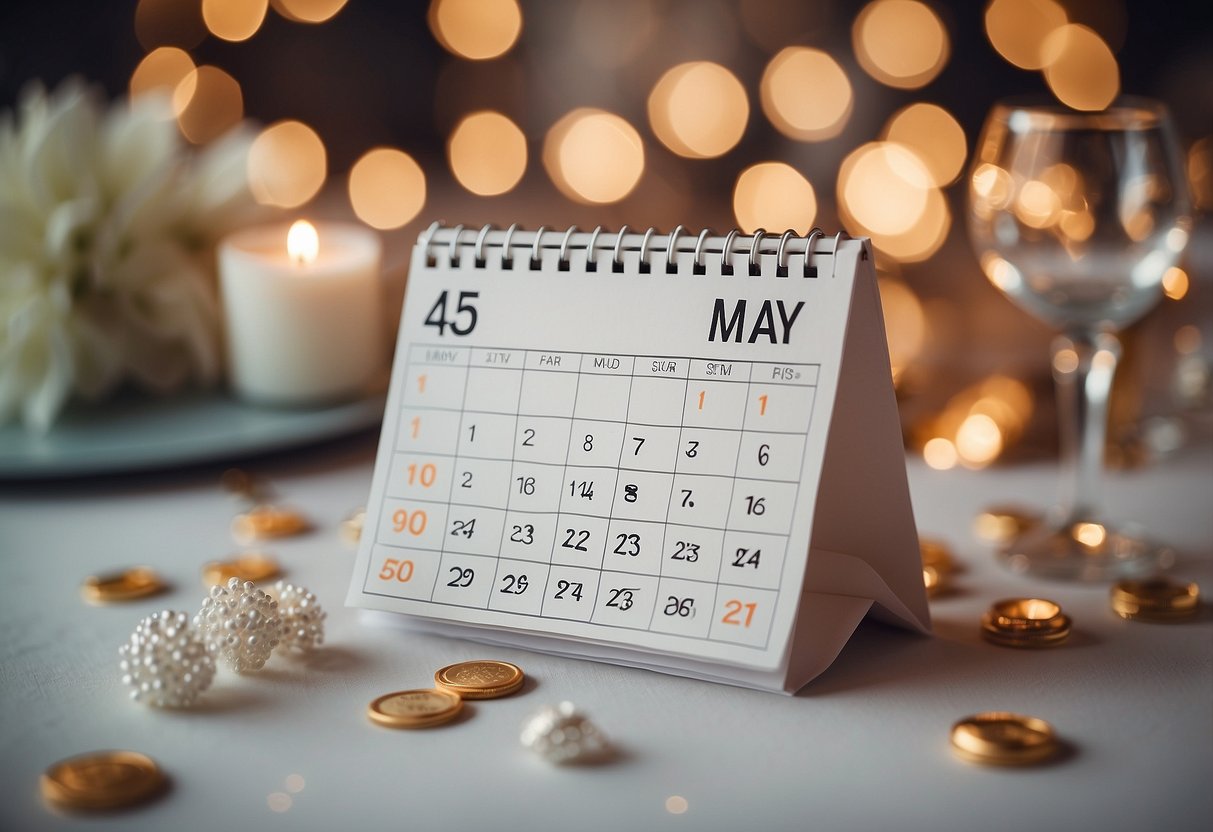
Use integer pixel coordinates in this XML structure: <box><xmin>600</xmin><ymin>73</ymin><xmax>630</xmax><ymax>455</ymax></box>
<box><xmin>997</xmin><ymin>521</ymin><xmax>1176</xmax><ymax>582</ymax></box>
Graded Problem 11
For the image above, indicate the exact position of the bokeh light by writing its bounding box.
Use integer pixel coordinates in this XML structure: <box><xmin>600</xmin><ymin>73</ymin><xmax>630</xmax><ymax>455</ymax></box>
<box><xmin>129</xmin><ymin>47</ymin><xmax>198</xmax><ymax>116</ymax></box>
<box><xmin>348</xmin><ymin>148</ymin><xmax>426</xmax><ymax>229</ymax></box>
<box><xmin>247</xmin><ymin>120</ymin><xmax>327</xmax><ymax>208</ymax></box>
<box><xmin>1073</xmin><ymin>522</ymin><xmax>1107</xmax><ymax>548</ymax></box>
<box><xmin>648</xmin><ymin>62</ymin><xmax>749</xmax><ymax>159</ymax></box>
<box><xmin>544</xmin><ymin>109</ymin><xmax>644</xmax><ymax>205</ymax></box>
<box><xmin>923</xmin><ymin>437</ymin><xmax>958</xmax><ymax>470</ymax></box>
<box><xmin>1042</xmin><ymin>24</ymin><xmax>1119</xmax><ymax>111</ymax></box>
<box><xmin>447</xmin><ymin>110</ymin><xmax>527</xmax><ymax>196</ymax></box>
<box><xmin>271</xmin><ymin>0</ymin><xmax>349</xmax><ymax>23</ymax></box>
<box><xmin>760</xmin><ymin>47</ymin><xmax>853</xmax><ymax>142</ymax></box>
<box><xmin>955</xmin><ymin>413</ymin><xmax>1003</xmax><ymax>467</ymax></box>
<box><xmin>839</xmin><ymin>143</ymin><xmax>930</xmax><ymax>235</ymax></box>
<box><xmin>984</xmin><ymin>0</ymin><xmax>1067</xmax><ymax>69</ymax></box>
<box><xmin>877</xmin><ymin>276</ymin><xmax>926</xmax><ymax>385</ymax></box>
<box><xmin>202</xmin><ymin>0</ymin><xmax>268</xmax><ymax>43</ymax></box>
<box><xmin>175</xmin><ymin>65</ymin><xmax>243</xmax><ymax>144</ymax></box>
<box><xmin>853</xmin><ymin>0</ymin><xmax>949</xmax><ymax>90</ymax></box>
<box><xmin>732</xmin><ymin>162</ymin><xmax>817</xmax><ymax>234</ymax></box>
<box><xmin>919</xmin><ymin>375</ymin><xmax>1033</xmax><ymax>470</ymax></box>
<box><xmin>871</xmin><ymin>188</ymin><xmax>950</xmax><ymax>262</ymax></box>
<box><xmin>429</xmin><ymin>0</ymin><xmax>522</xmax><ymax>60</ymax></box>
<box><xmin>882</xmin><ymin>103</ymin><xmax>966</xmax><ymax>186</ymax></box>
<box><xmin>135</xmin><ymin>0</ymin><xmax>207</xmax><ymax>51</ymax></box>
<box><xmin>1186</xmin><ymin>136</ymin><xmax>1213</xmax><ymax>211</ymax></box>
<box><xmin>1162</xmin><ymin>266</ymin><xmax>1189</xmax><ymax>301</ymax></box>
<box><xmin>838</xmin><ymin>141</ymin><xmax>949</xmax><ymax>262</ymax></box>
<box><xmin>980</xmin><ymin>252</ymin><xmax>1022</xmax><ymax>294</ymax></box>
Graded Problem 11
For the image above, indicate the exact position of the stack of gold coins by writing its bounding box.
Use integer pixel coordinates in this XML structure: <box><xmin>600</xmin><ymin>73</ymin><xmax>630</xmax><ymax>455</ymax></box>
<box><xmin>201</xmin><ymin>552</ymin><xmax>280</xmax><ymax>587</ymax></box>
<box><xmin>435</xmin><ymin>660</ymin><xmax>525</xmax><ymax>699</ymax></box>
<box><xmin>367</xmin><ymin>689</ymin><xmax>464</xmax><ymax>729</ymax></box>
<box><xmin>981</xmin><ymin>598</ymin><xmax>1071</xmax><ymax>647</ymax></box>
<box><xmin>1111</xmin><ymin>578</ymin><xmax>1200</xmax><ymax>622</ymax></box>
<box><xmin>368</xmin><ymin>660</ymin><xmax>528</xmax><ymax>730</ymax></box>
<box><xmin>81</xmin><ymin>568</ymin><xmax>165</xmax><ymax>604</ymax></box>
<box><xmin>41</xmin><ymin>751</ymin><xmax>165</xmax><ymax>811</ymax></box>
<box><xmin>950</xmin><ymin>712</ymin><xmax>1059</xmax><ymax>766</ymax></box>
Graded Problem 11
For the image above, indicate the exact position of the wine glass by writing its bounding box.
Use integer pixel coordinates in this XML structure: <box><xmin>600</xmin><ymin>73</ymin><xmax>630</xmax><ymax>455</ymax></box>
<box><xmin>967</xmin><ymin>97</ymin><xmax>1192</xmax><ymax>580</ymax></box>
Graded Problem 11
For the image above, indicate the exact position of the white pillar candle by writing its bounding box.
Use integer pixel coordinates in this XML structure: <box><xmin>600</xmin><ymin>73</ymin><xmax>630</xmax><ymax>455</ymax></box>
<box><xmin>218</xmin><ymin>220</ymin><xmax>384</xmax><ymax>405</ymax></box>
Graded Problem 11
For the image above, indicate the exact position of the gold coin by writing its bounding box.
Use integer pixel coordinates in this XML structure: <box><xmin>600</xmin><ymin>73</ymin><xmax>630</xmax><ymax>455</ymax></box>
<box><xmin>434</xmin><ymin>660</ymin><xmax>525</xmax><ymax>699</ymax></box>
<box><xmin>81</xmin><ymin>568</ymin><xmax>165</xmax><ymax>604</ymax></box>
<box><xmin>201</xmin><ymin>552</ymin><xmax>280</xmax><ymax>588</ymax></box>
<box><xmin>980</xmin><ymin>598</ymin><xmax>1071</xmax><ymax>648</ymax></box>
<box><xmin>950</xmin><ymin>712</ymin><xmax>1059</xmax><ymax>766</ymax></box>
<box><xmin>973</xmin><ymin>505</ymin><xmax>1039</xmax><ymax>544</ymax></box>
<box><xmin>41</xmin><ymin>750</ymin><xmax>164</xmax><ymax>810</ymax></box>
<box><xmin>368</xmin><ymin>688</ymin><xmax>463</xmax><ymax>728</ymax></box>
<box><xmin>231</xmin><ymin>505</ymin><xmax>309</xmax><ymax>543</ymax></box>
<box><xmin>919</xmin><ymin>538</ymin><xmax>956</xmax><ymax>573</ymax></box>
<box><xmin>1111</xmin><ymin>578</ymin><xmax>1200</xmax><ymax>622</ymax></box>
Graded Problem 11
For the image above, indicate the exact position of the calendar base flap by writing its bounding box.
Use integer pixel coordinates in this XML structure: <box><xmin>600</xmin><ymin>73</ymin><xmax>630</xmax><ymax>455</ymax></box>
<box><xmin>361</xmin><ymin>585</ymin><xmax>873</xmax><ymax>694</ymax></box>
<box><xmin>807</xmin><ymin>241</ymin><xmax>930</xmax><ymax>635</ymax></box>
<box><xmin>804</xmin><ymin>548</ymin><xmax>927</xmax><ymax>634</ymax></box>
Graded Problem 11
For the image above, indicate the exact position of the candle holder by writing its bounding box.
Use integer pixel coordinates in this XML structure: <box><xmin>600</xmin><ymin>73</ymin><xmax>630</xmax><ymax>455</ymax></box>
<box><xmin>218</xmin><ymin>220</ymin><xmax>384</xmax><ymax>405</ymax></box>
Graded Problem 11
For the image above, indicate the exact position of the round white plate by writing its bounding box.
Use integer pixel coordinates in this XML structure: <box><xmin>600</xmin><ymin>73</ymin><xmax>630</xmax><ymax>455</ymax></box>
<box><xmin>0</xmin><ymin>391</ymin><xmax>386</xmax><ymax>479</ymax></box>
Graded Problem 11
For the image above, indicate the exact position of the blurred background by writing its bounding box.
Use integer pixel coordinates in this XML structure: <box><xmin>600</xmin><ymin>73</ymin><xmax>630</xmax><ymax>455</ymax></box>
<box><xmin>1</xmin><ymin>0</ymin><xmax>1210</xmax><ymax>471</ymax></box>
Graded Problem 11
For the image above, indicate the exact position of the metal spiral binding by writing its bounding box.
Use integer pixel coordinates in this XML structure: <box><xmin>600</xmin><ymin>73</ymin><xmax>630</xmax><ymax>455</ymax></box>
<box><xmin>420</xmin><ymin>223</ymin><xmax>851</xmax><ymax>277</ymax></box>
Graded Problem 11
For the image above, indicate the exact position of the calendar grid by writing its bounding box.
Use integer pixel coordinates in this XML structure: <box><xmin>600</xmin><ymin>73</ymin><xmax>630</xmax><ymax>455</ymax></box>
<box><xmin>647</xmin><ymin>372</ymin><xmax>692</xmax><ymax>632</ymax></box>
<box><xmin>491</xmin><ymin>360</ymin><xmax>526</xmax><ymax>594</ymax></box>
<box><xmin>390</xmin><ymin>453</ymin><xmax>801</xmax><ymax>483</ymax></box>
<box><xmin>370</xmin><ymin>344</ymin><xmax>821</xmax><ymax>651</ymax></box>
<box><xmin>433</xmin><ymin>356</ymin><xmax>476</xmax><ymax>602</ymax></box>
<box><xmin>537</xmin><ymin>362</ymin><xmax>585</xmax><ymax>616</ymax></box>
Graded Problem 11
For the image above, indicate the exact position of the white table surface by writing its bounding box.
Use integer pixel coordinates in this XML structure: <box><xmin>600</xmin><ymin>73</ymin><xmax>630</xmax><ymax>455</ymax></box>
<box><xmin>1</xmin><ymin>436</ymin><xmax>1210</xmax><ymax>832</ymax></box>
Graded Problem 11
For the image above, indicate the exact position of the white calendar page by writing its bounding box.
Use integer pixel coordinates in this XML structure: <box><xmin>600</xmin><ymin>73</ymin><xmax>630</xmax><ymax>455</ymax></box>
<box><xmin>348</xmin><ymin>227</ymin><xmax>928</xmax><ymax>684</ymax></box>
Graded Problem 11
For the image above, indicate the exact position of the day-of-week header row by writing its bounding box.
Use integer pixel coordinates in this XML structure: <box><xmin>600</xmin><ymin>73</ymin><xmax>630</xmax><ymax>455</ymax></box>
<box><xmin>408</xmin><ymin>345</ymin><xmax>819</xmax><ymax>385</ymax></box>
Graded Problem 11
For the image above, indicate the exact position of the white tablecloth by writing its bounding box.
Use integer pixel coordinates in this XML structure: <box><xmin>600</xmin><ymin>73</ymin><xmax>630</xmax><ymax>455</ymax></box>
<box><xmin>2</xmin><ymin>437</ymin><xmax>1210</xmax><ymax>831</ymax></box>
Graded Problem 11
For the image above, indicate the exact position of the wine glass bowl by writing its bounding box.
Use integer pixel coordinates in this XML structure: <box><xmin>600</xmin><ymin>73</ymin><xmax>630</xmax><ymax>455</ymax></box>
<box><xmin>970</xmin><ymin>100</ymin><xmax>1191</xmax><ymax>331</ymax></box>
<box><xmin>967</xmin><ymin>98</ymin><xmax>1192</xmax><ymax>580</ymax></box>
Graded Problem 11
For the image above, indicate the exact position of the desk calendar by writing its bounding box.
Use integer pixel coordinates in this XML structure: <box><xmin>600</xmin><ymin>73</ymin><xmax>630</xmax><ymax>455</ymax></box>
<box><xmin>348</xmin><ymin>224</ymin><xmax>930</xmax><ymax>693</ymax></box>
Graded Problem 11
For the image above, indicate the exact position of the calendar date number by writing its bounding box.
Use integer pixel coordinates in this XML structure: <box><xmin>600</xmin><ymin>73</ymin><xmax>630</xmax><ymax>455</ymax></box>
<box><xmin>424</xmin><ymin>290</ymin><xmax>479</xmax><ymax>336</ymax></box>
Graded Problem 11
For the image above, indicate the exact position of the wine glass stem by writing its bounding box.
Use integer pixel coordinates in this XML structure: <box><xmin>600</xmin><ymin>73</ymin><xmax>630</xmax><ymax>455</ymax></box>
<box><xmin>1051</xmin><ymin>330</ymin><xmax>1122</xmax><ymax>525</ymax></box>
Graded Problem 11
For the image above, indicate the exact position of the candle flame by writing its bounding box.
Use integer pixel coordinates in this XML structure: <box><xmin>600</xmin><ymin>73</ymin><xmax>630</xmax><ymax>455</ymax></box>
<box><xmin>287</xmin><ymin>219</ymin><xmax>319</xmax><ymax>265</ymax></box>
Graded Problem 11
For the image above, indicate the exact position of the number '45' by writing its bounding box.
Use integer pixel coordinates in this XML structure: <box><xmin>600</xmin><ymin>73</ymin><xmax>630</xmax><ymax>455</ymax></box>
<box><xmin>424</xmin><ymin>290</ymin><xmax>479</xmax><ymax>336</ymax></box>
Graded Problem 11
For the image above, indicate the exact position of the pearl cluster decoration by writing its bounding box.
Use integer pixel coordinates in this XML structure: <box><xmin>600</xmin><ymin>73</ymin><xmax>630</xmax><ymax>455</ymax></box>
<box><xmin>520</xmin><ymin>701</ymin><xmax>610</xmax><ymax>764</ymax></box>
<box><xmin>118</xmin><ymin>610</ymin><xmax>215</xmax><ymax>707</ymax></box>
<box><xmin>194</xmin><ymin>577</ymin><xmax>282</xmax><ymax>672</ymax></box>
<box><xmin>272</xmin><ymin>580</ymin><xmax>326</xmax><ymax>652</ymax></box>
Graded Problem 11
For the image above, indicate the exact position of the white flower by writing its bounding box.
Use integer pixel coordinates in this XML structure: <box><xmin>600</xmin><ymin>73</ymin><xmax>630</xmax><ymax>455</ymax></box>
<box><xmin>0</xmin><ymin>79</ymin><xmax>259</xmax><ymax>432</ymax></box>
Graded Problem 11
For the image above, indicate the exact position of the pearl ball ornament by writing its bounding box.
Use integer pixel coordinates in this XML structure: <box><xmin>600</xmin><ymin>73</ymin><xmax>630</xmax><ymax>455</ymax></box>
<box><xmin>194</xmin><ymin>577</ymin><xmax>281</xmax><ymax>672</ymax></box>
<box><xmin>271</xmin><ymin>580</ymin><xmax>326</xmax><ymax>652</ymax></box>
<box><xmin>118</xmin><ymin>609</ymin><xmax>215</xmax><ymax>707</ymax></box>
<box><xmin>520</xmin><ymin>701</ymin><xmax>610</xmax><ymax>764</ymax></box>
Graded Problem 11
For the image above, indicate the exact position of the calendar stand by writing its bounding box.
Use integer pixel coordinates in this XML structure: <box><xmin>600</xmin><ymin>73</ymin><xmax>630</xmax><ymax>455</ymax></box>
<box><xmin>348</xmin><ymin>224</ymin><xmax>929</xmax><ymax>693</ymax></box>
